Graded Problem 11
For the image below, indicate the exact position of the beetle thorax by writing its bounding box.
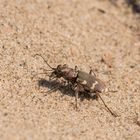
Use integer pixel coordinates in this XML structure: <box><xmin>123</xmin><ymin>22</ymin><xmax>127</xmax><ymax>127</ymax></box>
<box><xmin>62</xmin><ymin>68</ymin><xmax>78</xmax><ymax>80</ymax></box>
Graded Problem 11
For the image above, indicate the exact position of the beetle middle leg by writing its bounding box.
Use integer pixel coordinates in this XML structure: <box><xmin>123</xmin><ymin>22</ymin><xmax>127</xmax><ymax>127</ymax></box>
<box><xmin>73</xmin><ymin>83</ymin><xmax>86</xmax><ymax>109</ymax></box>
<box><xmin>74</xmin><ymin>84</ymin><xmax>79</xmax><ymax>109</ymax></box>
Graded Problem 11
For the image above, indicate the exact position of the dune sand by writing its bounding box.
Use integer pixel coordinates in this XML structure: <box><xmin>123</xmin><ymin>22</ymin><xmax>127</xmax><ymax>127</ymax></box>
<box><xmin>0</xmin><ymin>0</ymin><xmax>140</xmax><ymax>140</ymax></box>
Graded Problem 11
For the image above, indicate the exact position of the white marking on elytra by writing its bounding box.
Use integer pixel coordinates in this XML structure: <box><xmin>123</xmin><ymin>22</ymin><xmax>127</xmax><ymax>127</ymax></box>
<box><xmin>91</xmin><ymin>81</ymin><xmax>98</xmax><ymax>89</ymax></box>
<box><xmin>81</xmin><ymin>80</ymin><xmax>87</xmax><ymax>85</ymax></box>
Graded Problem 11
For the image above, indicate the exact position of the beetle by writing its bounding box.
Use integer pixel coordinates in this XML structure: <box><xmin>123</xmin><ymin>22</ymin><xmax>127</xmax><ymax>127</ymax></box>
<box><xmin>34</xmin><ymin>54</ymin><xmax>117</xmax><ymax>117</ymax></box>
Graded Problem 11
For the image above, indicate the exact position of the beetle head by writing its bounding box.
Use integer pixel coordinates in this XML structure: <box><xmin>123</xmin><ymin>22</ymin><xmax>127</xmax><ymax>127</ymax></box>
<box><xmin>50</xmin><ymin>64</ymin><xmax>69</xmax><ymax>79</ymax></box>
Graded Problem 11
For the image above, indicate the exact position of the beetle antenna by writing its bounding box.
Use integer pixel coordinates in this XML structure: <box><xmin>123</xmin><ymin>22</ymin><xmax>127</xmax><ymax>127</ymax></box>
<box><xmin>97</xmin><ymin>92</ymin><xmax>118</xmax><ymax>117</ymax></box>
<box><xmin>33</xmin><ymin>54</ymin><xmax>54</xmax><ymax>69</ymax></box>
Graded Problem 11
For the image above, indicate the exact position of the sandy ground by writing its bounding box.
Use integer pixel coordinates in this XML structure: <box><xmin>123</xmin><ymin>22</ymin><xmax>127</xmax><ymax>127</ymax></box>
<box><xmin>0</xmin><ymin>0</ymin><xmax>140</xmax><ymax>140</ymax></box>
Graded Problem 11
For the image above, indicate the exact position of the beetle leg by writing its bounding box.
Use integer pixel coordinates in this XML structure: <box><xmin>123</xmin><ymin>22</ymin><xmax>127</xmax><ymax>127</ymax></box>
<box><xmin>89</xmin><ymin>68</ymin><xmax>96</xmax><ymax>77</ymax></box>
<box><xmin>75</xmin><ymin>90</ymin><xmax>79</xmax><ymax>109</ymax></box>
<box><xmin>89</xmin><ymin>69</ymin><xmax>92</xmax><ymax>75</ymax></box>
<box><xmin>74</xmin><ymin>84</ymin><xmax>80</xmax><ymax>109</ymax></box>
<box><xmin>49</xmin><ymin>73</ymin><xmax>57</xmax><ymax>81</ymax></box>
<box><xmin>96</xmin><ymin>92</ymin><xmax>118</xmax><ymax>117</ymax></box>
<box><xmin>63</xmin><ymin>64</ymin><xmax>68</xmax><ymax>67</ymax></box>
<box><xmin>75</xmin><ymin>66</ymin><xmax>78</xmax><ymax>72</ymax></box>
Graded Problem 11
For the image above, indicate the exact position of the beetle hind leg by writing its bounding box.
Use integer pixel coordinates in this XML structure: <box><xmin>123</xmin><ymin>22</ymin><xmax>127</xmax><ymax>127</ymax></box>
<box><xmin>96</xmin><ymin>92</ymin><xmax>118</xmax><ymax>117</ymax></box>
<box><xmin>89</xmin><ymin>68</ymin><xmax>96</xmax><ymax>77</ymax></box>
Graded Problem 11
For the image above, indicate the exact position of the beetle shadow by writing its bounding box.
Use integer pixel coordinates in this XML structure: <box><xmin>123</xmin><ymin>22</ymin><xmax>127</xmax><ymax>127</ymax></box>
<box><xmin>38</xmin><ymin>78</ymin><xmax>75</xmax><ymax>97</ymax></box>
<box><xmin>38</xmin><ymin>78</ymin><xmax>97</xmax><ymax>101</ymax></box>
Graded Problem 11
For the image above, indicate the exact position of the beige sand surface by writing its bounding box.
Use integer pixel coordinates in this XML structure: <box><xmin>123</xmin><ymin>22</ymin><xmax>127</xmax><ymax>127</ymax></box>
<box><xmin>0</xmin><ymin>0</ymin><xmax>140</xmax><ymax>140</ymax></box>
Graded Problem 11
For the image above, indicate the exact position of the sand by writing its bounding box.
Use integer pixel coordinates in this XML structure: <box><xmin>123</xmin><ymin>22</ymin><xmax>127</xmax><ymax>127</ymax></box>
<box><xmin>0</xmin><ymin>0</ymin><xmax>140</xmax><ymax>140</ymax></box>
